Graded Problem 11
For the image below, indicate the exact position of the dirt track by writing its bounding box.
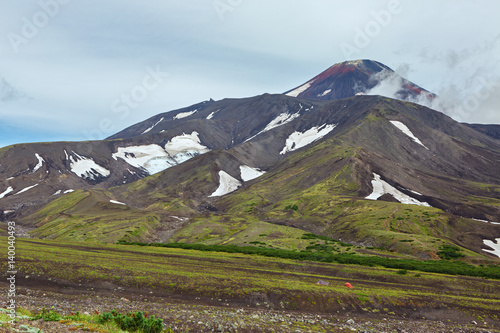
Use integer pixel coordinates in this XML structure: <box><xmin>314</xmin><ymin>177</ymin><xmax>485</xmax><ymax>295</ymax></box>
<box><xmin>2</xmin><ymin>280</ymin><xmax>499</xmax><ymax>333</ymax></box>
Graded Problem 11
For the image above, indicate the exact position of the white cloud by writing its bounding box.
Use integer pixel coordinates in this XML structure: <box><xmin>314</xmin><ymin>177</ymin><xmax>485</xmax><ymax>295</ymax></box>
<box><xmin>365</xmin><ymin>70</ymin><xmax>405</xmax><ymax>99</ymax></box>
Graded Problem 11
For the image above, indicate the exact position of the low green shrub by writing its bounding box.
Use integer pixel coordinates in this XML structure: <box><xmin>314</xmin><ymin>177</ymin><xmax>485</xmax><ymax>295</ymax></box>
<box><xmin>305</xmin><ymin>244</ymin><xmax>334</xmax><ymax>252</ymax></box>
<box><xmin>117</xmin><ymin>241</ymin><xmax>500</xmax><ymax>280</ymax></box>
<box><xmin>31</xmin><ymin>309</ymin><xmax>62</xmax><ymax>322</ymax></box>
<box><xmin>437</xmin><ymin>245</ymin><xmax>465</xmax><ymax>260</ymax></box>
<box><xmin>98</xmin><ymin>310</ymin><xmax>163</xmax><ymax>333</ymax></box>
<box><xmin>285</xmin><ymin>204</ymin><xmax>299</xmax><ymax>211</ymax></box>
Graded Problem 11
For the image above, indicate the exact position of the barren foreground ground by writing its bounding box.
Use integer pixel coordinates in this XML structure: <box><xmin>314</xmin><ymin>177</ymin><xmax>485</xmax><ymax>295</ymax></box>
<box><xmin>2</xmin><ymin>279</ymin><xmax>499</xmax><ymax>333</ymax></box>
<box><xmin>1</xmin><ymin>237</ymin><xmax>499</xmax><ymax>332</ymax></box>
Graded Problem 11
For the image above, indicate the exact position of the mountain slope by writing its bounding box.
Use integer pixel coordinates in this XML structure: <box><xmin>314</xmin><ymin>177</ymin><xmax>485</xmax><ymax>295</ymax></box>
<box><xmin>107</xmin><ymin>94</ymin><xmax>326</xmax><ymax>141</ymax></box>
<box><xmin>206</xmin><ymin>97</ymin><xmax>500</xmax><ymax>257</ymax></box>
<box><xmin>465</xmin><ymin>123</ymin><xmax>500</xmax><ymax>140</ymax></box>
<box><xmin>2</xmin><ymin>59</ymin><xmax>500</xmax><ymax>261</ymax></box>
<box><xmin>20</xmin><ymin>95</ymin><xmax>500</xmax><ymax>260</ymax></box>
<box><xmin>107</xmin><ymin>95</ymin><xmax>500</xmax><ymax>211</ymax></box>
<box><xmin>0</xmin><ymin>95</ymin><xmax>325</xmax><ymax>220</ymax></box>
<box><xmin>0</xmin><ymin>58</ymin><xmax>475</xmax><ymax>224</ymax></box>
<box><xmin>22</xmin><ymin>189</ymin><xmax>161</xmax><ymax>243</ymax></box>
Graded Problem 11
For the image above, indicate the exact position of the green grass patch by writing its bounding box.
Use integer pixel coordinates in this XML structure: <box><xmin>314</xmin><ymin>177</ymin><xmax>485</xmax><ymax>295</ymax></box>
<box><xmin>117</xmin><ymin>241</ymin><xmax>500</xmax><ymax>280</ymax></box>
<box><xmin>21</xmin><ymin>189</ymin><xmax>161</xmax><ymax>243</ymax></box>
<box><xmin>3</xmin><ymin>237</ymin><xmax>500</xmax><ymax>319</ymax></box>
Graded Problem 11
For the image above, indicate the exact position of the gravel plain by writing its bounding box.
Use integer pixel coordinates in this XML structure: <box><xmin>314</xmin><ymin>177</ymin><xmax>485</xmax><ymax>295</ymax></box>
<box><xmin>2</xmin><ymin>282</ymin><xmax>498</xmax><ymax>333</ymax></box>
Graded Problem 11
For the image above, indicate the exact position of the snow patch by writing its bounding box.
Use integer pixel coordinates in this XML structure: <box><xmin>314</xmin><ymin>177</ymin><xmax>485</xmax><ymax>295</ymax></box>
<box><xmin>0</xmin><ymin>186</ymin><xmax>14</xmax><ymax>199</ymax></box>
<box><xmin>64</xmin><ymin>189</ymin><xmax>74</xmax><ymax>194</ymax></box>
<box><xmin>286</xmin><ymin>80</ymin><xmax>314</xmax><ymax>97</ymax></box>
<box><xmin>297</xmin><ymin>103</ymin><xmax>304</xmax><ymax>113</ymax></box>
<box><xmin>113</xmin><ymin>144</ymin><xmax>176</xmax><ymax>175</ymax></box>
<box><xmin>142</xmin><ymin>117</ymin><xmax>164</xmax><ymax>134</ymax></box>
<box><xmin>263</xmin><ymin>112</ymin><xmax>301</xmax><ymax>132</ymax></box>
<box><xmin>483</xmin><ymin>239</ymin><xmax>500</xmax><ymax>258</ymax></box>
<box><xmin>164</xmin><ymin>131</ymin><xmax>209</xmax><ymax>155</ymax></box>
<box><xmin>110</xmin><ymin>200</ymin><xmax>126</xmax><ymax>206</ymax></box>
<box><xmin>318</xmin><ymin>89</ymin><xmax>331</xmax><ymax>97</ymax></box>
<box><xmin>15</xmin><ymin>184</ymin><xmax>38</xmax><ymax>195</ymax></box>
<box><xmin>53</xmin><ymin>190</ymin><xmax>62</xmax><ymax>195</ymax></box>
<box><xmin>280</xmin><ymin>124</ymin><xmax>337</xmax><ymax>155</ymax></box>
<box><xmin>174</xmin><ymin>109</ymin><xmax>197</xmax><ymax>120</ymax></box>
<box><xmin>365</xmin><ymin>173</ymin><xmax>431</xmax><ymax>207</ymax></box>
<box><xmin>113</xmin><ymin>132</ymin><xmax>210</xmax><ymax>175</ymax></box>
<box><xmin>33</xmin><ymin>153</ymin><xmax>44</xmax><ymax>173</ymax></box>
<box><xmin>68</xmin><ymin>152</ymin><xmax>110</xmax><ymax>180</ymax></box>
<box><xmin>209</xmin><ymin>171</ymin><xmax>241</xmax><ymax>197</ymax></box>
<box><xmin>390</xmin><ymin>121</ymin><xmax>428</xmax><ymax>149</ymax></box>
<box><xmin>473</xmin><ymin>218</ymin><xmax>500</xmax><ymax>225</ymax></box>
<box><xmin>207</xmin><ymin>109</ymin><xmax>220</xmax><ymax>120</ymax></box>
<box><xmin>245</xmin><ymin>112</ymin><xmax>301</xmax><ymax>142</ymax></box>
<box><xmin>6</xmin><ymin>177</ymin><xmax>14</xmax><ymax>181</ymax></box>
<box><xmin>240</xmin><ymin>165</ymin><xmax>265</xmax><ymax>182</ymax></box>
<box><xmin>164</xmin><ymin>131</ymin><xmax>211</xmax><ymax>165</ymax></box>
<box><xmin>171</xmin><ymin>216</ymin><xmax>189</xmax><ymax>221</ymax></box>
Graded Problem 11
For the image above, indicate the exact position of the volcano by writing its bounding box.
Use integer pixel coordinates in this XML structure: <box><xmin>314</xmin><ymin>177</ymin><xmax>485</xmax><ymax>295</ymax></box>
<box><xmin>1</xmin><ymin>59</ymin><xmax>499</xmax><ymax>261</ymax></box>
<box><xmin>284</xmin><ymin>59</ymin><xmax>436</xmax><ymax>104</ymax></box>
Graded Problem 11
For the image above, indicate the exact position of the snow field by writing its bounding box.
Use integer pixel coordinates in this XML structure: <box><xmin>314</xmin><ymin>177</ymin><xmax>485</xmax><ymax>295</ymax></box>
<box><xmin>285</xmin><ymin>80</ymin><xmax>314</xmax><ymax>97</ymax></box>
<box><xmin>365</xmin><ymin>173</ymin><xmax>430</xmax><ymax>207</ymax></box>
<box><xmin>174</xmin><ymin>109</ymin><xmax>197</xmax><ymax>120</ymax></box>
<box><xmin>0</xmin><ymin>186</ymin><xmax>14</xmax><ymax>199</ymax></box>
<box><xmin>390</xmin><ymin>121</ymin><xmax>428</xmax><ymax>149</ymax></box>
<box><xmin>483</xmin><ymin>239</ymin><xmax>500</xmax><ymax>258</ymax></box>
<box><xmin>15</xmin><ymin>184</ymin><xmax>39</xmax><ymax>195</ymax></box>
<box><xmin>164</xmin><ymin>131</ymin><xmax>209</xmax><ymax>155</ymax></box>
<box><xmin>240</xmin><ymin>165</ymin><xmax>265</xmax><ymax>182</ymax></box>
<box><xmin>245</xmin><ymin>112</ymin><xmax>301</xmax><ymax>142</ymax></box>
<box><xmin>318</xmin><ymin>89</ymin><xmax>331</xmax><ymax>97</ymax></box>
<box><xmin>68</xmin><ymin>151</ymin><xmax>110</xmax><ymax>180</ymax></box>
<box><xmin>33</xmin><ymin>153</ymin><xmax>45</xmax><ymax>172</ymax></box>
<box><xmin>112</xmin><ymin>144</ymin><xmax>176</xmax><ymax>175</ymax></box>
<box><xmin>110</xmin><ymin>200</ymin><xmax>126</xmax><ymax>205</ymax></box>
<box><xmin>280</xmin><ymin>124</ymin><xmax>337</xmax><ymax>155</ymax></box>
<box><xmin>142</xmin><ymin>117</ymin><xmax>164</xmax><ymax>134</ymax></box>
<box><xmin>209</xmin><ymin>171</ymin><xmax>241</xmax><ymax>197</ymax></box>
<box><xmin>113</xmin><ymin>132</ymin><xmax>210</xmax><ymax>175</ymax></box>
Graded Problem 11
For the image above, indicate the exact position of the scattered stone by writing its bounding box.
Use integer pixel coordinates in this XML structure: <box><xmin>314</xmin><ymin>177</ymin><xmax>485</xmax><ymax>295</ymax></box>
<box><xmin>6</xmin><ymin>282</ymin><xmax>499</xmax><ymax>333</ymax></box>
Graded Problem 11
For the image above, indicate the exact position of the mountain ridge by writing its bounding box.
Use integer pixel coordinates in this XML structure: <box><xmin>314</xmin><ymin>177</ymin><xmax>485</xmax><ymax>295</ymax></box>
<box><xmin>14</xmin><ymin>95</ymin><xmax>500</xmax><ymax>260</ymax></box>
<box><xmin>1</xmin><ymin>59</ymin><xmax>500</xmax><ymax>261</ymax></box>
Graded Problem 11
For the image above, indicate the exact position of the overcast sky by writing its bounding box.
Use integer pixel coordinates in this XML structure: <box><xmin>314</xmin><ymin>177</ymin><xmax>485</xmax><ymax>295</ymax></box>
<box><xmin>1</xmin><ymin>0</ymin><xmax>499</xmax><ymax>148</ymax></box>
